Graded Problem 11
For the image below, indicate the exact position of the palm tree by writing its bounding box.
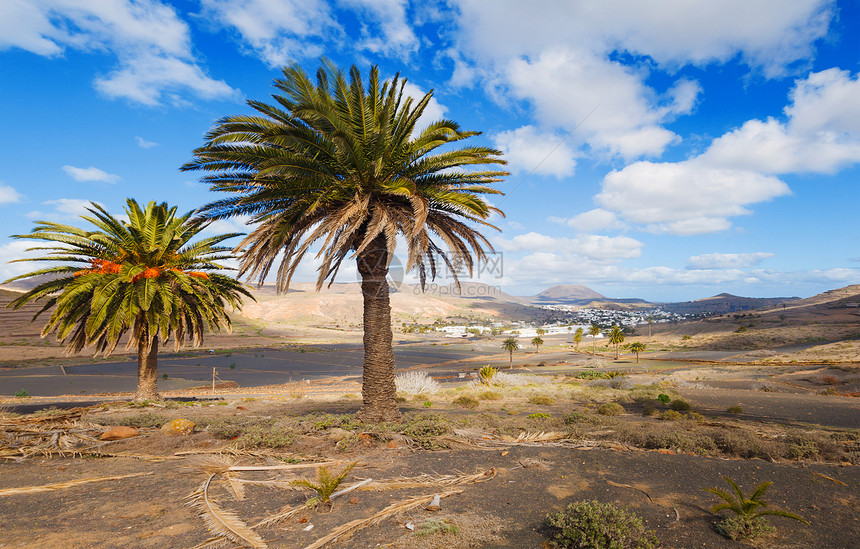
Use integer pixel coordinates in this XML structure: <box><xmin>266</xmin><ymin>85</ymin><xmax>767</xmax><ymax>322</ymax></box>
<box><xmin>588</xmin><ymin>324</ymin><xmax>601</xmax><ymax>354</ymax></box>
<box><xmin>573</xmin><ymin>327</ymin><xmax>584</xmax><ymax>350</ymax></box>
<box><xmin>4</xmin><ymin>200</ymin><xmax>252</xmax><ymax>401</ymax></box>
<box><xmin>531</xmin><ymin>336</ymin><xmax>543</xmax><ymax>353</ymax></box>
<box><xmin>536</xmin><ymin>327</ymin><xmax>545</xmax><ymax>336</ymax></box>
<box><xmin>502</xmin><ymin>337</ymin><xmax>519</xmax><ymax>369</ymax></box>
<box><xmin>629</xmin><ymin>341</ymin><xmax>646</xmax><ymax>363</ymax></box>
<box><xmin>609</xmin><ymin>325</ymin><xmax>625</xmax><ymax>359</ymax></box>
<box><xmin>182</xmin><ymin>61</ymin><xmax>507</xmax><ymax>422</ymax></box>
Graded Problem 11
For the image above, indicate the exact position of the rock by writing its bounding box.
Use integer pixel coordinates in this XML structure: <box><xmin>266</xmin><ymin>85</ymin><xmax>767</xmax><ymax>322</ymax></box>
<box><xmin>100</xmin><ymin>426</ymin><xmax>139</xmax><ymax>441</ymax></box>
<box><xmin>160</xmin><ymin>418</ymin><xmax>196</xmax><ymax>435</ymax></box>
<box><xmin>327</xmin><ymin>428</ymin><xmax>353</xmax><ymax>442</ymax></box>
<box><xmin>425</xmin><ymin>494</ymin><xmax>442</xmax><ymax>512</ymax></box>
<box><xmin>386</xmin><ymin>440</ymin><xmax>400</xmax><ymax>449</ymax></box>
<box><xmin>349</xmin><ymin>497</ymin><xmax>360</xmax><ymax>505</ymax></box>
<box><xmin>656</xmin><ymin>449</ymin><xmax>676</xmax><ymax>455</ymax></box>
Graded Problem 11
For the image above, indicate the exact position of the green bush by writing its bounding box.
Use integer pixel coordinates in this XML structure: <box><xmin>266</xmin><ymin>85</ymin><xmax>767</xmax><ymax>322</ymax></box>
<box><xmin>452</xmin><ymin>395</ymin><xmax>479</xmax><ymax>409</ymax></box>
<box><xmin>563</xmin><ymin>411</ymin><xmax>599</xmax><ymax>425</ymax></box>
<box><xmin>658</xmin><ymin>410</ymin><xmax>682</xmax><ymax>421</ymax></box>
<box><xmin>669</xmin><ymin>399</ymin><xmax>691</xmax><ymax>412</ymax></box>
<box><xmin>237</xmin><ymin>424</ymin><xmax>295</xmax><ymax>449</ymax></box>
<box><xmin>401</xmin><ymin>414</ymin><xmax>452</xmax><ymax>449</ymax></box>
<box><xmin>115</xmin><ymin>412</ymin><xmax>167</xmax><ymax>429</ymax></box>
<box><xmin>545</xmin><ymin>500</ymin><xmax>659</xmax><ymax>548</ymax></box>
<box><xmin>528</xmin><ymin>412</ymin><xmax>551</xmax><ymax>420</ymax></box>
<box><xmin>597</xmin><ymin>403</ymin><xmax>624</xmax><ymax>416</ymax></box>
<box><xmin>656</xmin><ymin>394</ymin><xmax>671</xmax><ymax>404</ymax></box>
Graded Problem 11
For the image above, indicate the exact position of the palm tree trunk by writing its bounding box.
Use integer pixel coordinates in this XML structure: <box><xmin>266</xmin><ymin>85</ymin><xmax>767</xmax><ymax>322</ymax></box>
<box><xmin>355</xmin><ymin>236</ymin><xmax>400</xmax><ymax>423</ymax></box>
<box><xmin>135</xmin><ymin>335</ymin><xmax>160</xmax><ymax>401</ymax></box>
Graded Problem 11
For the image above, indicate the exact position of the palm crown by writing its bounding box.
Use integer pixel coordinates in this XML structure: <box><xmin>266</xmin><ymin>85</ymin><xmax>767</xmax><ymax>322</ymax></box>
<box><xmin>5</xmin><ymin>199</ymin><xmax>252</xmax><ymax>400</ymax></box>
<box><xmin>182</xmin><ymin>60</ymin><xmax>508</xmax><ymax>291</ymax></box>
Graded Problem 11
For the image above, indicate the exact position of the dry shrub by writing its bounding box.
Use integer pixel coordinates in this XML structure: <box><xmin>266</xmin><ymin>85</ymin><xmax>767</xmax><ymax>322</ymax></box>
<box><xmin>528</xmin><ymin>395</ymin><xmax>556</xmax><ymax>405</ymax></box>
<box><xmin>395</xmin><ymin>371</ymin><xmax>441</xmax><ymax>395</ymax></box>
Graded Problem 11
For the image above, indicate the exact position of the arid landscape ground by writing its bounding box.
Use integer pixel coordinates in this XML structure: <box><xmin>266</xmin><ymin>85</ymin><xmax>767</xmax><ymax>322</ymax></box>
<box><xmin>1</xmin><ymin>284</ymin><xmax>858</xmax><ymax>548</ymax></box>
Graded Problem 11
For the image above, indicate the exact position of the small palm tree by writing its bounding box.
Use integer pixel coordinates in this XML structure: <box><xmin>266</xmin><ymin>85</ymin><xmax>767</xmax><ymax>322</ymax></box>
<box><xmin>609</xmin><ymin>325</ymin><xmax>625</xmax><ymax>359</ymax></box>
<box><xmin>502</xmin><ymin>337</ymin><xmax>519</xmax><ymax>369</ymax></box>
<box><xmin>705</xmin><ymin>477</ymin><xmax>808</xmax><ymax>540</ymax></box>
<box><xmin>183</xmin><ymin>60</ymin><xmax>507</xmax><ymax>423</ymax></box>
<box><xmin>4</xmin><ymin>200</ymin><xmax>252</xmax><ymax>401</ymax></box>
<box><xmin>292</xmin><ymin>462</ymin><xmax>357</xmax><ymax>510</ymax></box>
<box><xmin>573</xmin><ymin>327</ymin><xmax>583</xmax><ymax>350</ymax></box>
<box><xmin>536</xmin><ymin>327</ymin><xmax>545</xmax><ymax>336</ymax></box>
<box><xmin>588</xmin><ymin>324</ymin><xmax>601</xmax><ymax>354</ymax></box>
<box><xmin>531</xmin><ymin>336</ymin><xmax>544</xmax><ymax>353</ymax></box>
<box><xmin>628</xmin><ymin>341</ymin><xmax>646</xmax><ymax>363</ymax></box>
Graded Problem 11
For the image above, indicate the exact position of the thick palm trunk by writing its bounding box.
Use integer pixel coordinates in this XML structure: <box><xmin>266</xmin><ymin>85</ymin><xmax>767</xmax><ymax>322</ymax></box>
<box><xmin>135</xmin><ymin>336</ymin><xmax>160</xmax><ymax>401</ymax></box>
<box><xmin>355</xmin><ymin>236</ymin><xmax>400</xmax><ymax>423</ymax></box>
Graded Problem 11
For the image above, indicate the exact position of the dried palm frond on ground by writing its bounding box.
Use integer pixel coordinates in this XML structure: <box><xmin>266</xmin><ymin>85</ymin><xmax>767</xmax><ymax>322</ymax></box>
<box><xmin>1</xmin><ymin>414</ymin><xmax>108</xmax><ymax>460</ymax></box>
<box><xmin>0</xmin><ymin>472</ymin><xmax>152</xmax><ymax>497</ymax></box>
<box><xmin>303</xmin><ymin>490</ymin><xmax>463</xmax><ymax>549</ymax></box>
<box><xmin>354</xmin><ymin>469</ymin><xmax>496</xmax><ymax>492</ymax></box>
<box><xmin>186</xmin><ymin>474</ymin><xmax>267</xmax><ymax>549</ymax></box>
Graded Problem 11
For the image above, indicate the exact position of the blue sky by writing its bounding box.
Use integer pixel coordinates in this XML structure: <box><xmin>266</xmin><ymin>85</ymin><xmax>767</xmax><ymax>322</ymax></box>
<box><xmin>1</xmin><ymin>0</ymin><xmax>859</xmax><ymax>302</ymax></box>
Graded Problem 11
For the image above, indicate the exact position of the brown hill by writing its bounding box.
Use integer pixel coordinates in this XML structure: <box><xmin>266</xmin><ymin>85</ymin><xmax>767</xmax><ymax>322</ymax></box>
<box><xmin>661</xmin><ymin>292</ymin><xmax>797</xmax><ymax>315</ymax></box>
<box><xmin>532</xmin><ymin>284</ymin><xmax>605</xmax><ymax>302</ymax></box>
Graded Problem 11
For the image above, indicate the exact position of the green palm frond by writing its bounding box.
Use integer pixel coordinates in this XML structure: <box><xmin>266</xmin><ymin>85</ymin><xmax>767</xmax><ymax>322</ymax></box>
<box><xmin>182</xmin><ymin>59</ymin><xmax>508</xmax><ymax>293</ymax></box>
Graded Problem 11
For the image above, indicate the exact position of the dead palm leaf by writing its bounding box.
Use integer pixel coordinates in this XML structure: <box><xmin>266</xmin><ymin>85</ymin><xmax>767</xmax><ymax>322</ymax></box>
<box><xmin>303</xmin><ymin>490</ymin><xmax>462</xmax><ymax>549</ymax></box>
<box><xmin>186</xmin><ymin>474</ymin><xmax>267</xmax><ymax>549</ymax></box>
<box><xmin>0</xmin><ymin>472</ymin><xmax>152</xmax><ymax>496</ymax></box>
<box><xmin>355</xmin><ymin>469</ymin><xmax>496</xmax><ymax>491</ymax></box>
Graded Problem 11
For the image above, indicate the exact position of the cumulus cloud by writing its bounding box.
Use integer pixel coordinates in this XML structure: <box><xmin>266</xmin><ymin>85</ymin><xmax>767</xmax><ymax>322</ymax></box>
<box><xmin>596</xmin><ymin>161</ymin><xmax>790</xmax><ymax>235</ymax></box>
<box><xmin>62</xmin><ymin>166</ymin><xmax>121</xmax><ymax>184</ymax></box>
<box><xmin>199</xmin><ymin>0</ymin><xmax>336</xmax><ymax>67</ymax></box>
<box><xmin>447</xmin><ymin>0</ymin><xmax>830</xmax><ymax>160</ymax></box>
<box><xmin>550</xmin><ymin>209</ymin><xmax>626</xmax><ymax>232</ymax></box>
<box><xmin>340</xmin><ymin>0</ymin><xmax>418</xmax><ymax>57</ymax></box>
<box><xmin>0</xmin><ymin>183</ymin><xmax>23</xmax><ymax>204</ymax></box>
<box><xmin>593</xmin><ymin>68</ymin><xmax>860</xmax><ymax>235</ymax></box>
<box><xmin>452</xmin><ymin>0</ymin><xmax>832</xmax><ymax>76</ymax></box>
<box><xmin>687</xmin><ymin>252</ymin><xmax>775</xmax><ymax>270</ymax></box>
<box><xmin>503</xmin><ymin>49</ymin><xmax>685</xmax><ymax>158</ymax></box>
<box><xmin>703</xmin><ymin>69</ymin><xmax>860</xmax><ymax>174</ymax></box>
<box><xmin>493</xmin><ymin>125</ymin><xmax>576</xmax><ymax>178</ymax></box>
<box><xmin>1</xmin><ymin>0</ymin><xmax>237</xmax><ymax>105</ymax></box>
<box><xmin>202</xmin><ymin>0</ymin><xmax>417</xmax><ymax>67</ymax></box>
<box><xmin>495</xmin><ymin>232</ymin><xmax>642</xmax><ymax>261</ymax></box>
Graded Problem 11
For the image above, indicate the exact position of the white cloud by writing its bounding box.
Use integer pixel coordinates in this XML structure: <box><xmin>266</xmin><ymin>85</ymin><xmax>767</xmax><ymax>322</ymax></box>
<box><xmin>26</xmin><ymin>198</ymin><xmax>101</xmax><ymax>222</ymax></box>
<box><xmin>597</xmin><ymin>161</ymin><xmax>790</xmax><ymax>235</ymax></box>
<box><xmin>495</xmin><ymin>232</ymin><xmax>642</xmax><ymax>261</ymax></box>
<box><xmin>503</xmin><ymin>49</ymin><xmax>683</xmax><ymax>158</ymax></box>
<box><xmin>703</xmin><ymin>69</ymin><xmax>860</xmax><ymax>174</ymax></box>
<box><xmin>687</xmin><ymin>252</ymin><xmax>775</xmax><ymax>270</ymax></box>
<box><xmin>135</xmin><ymin>136</ymin><xmax>157</xmax><ymax>148</ymax></box>
<box><xmin>447</xmin><ymin>0</ymin><xmax>831</xmax><ymax>159</ymax></box>
<box><xmin>592</xmin><ymin>68</ymin><xmax>860</xmax><ymax>236</ymax></box>
<box><xmin>550</xmin><ymin>209</ymin><xmax>626</xmax><ymax>232</ymax></box>
<box><xmin>0</xmin><ymin>183</ymin><xmax>23</xmax><ymax>204</ymax></box>
<box><xmin>199</xmin><ymin>0</ymin><xmax>336</xmax><ymax>67</ymax></box>
<box><xmin>339</xmin><ymin>0</ymin><xmax>418</xmax><ymax>57</ymax></box>
<box><xmin>1</xmin><ymin>0</ymin><xmax>237</xmax><ymax>105</ymax></box>
<box><xmin>0</xmin><ymin>239</ymin><xmax>50</xmax><ymax>282</ymax></box>
<box><xmin>62</xmin><ymin>165</ymin><xmax>121</xmax><ymax>184</ymax></box>
<box><xmin>493</xmin><ymin>125</ymin><xmax>576</xmax><ymax>178</ymax></box>
<box><xmin>451</xmin><ymin>0</ymin><xmax>832</xmax><ymax>76</ymax></box>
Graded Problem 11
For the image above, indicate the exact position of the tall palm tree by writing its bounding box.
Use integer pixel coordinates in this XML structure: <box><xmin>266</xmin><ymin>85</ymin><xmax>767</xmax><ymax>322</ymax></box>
<box><xmin>531</xmin><ymin>336</ymin><xmax>543</xmax><ymax>353</ymax></box>
<box><xmin>574</xmin><ymin>326</ymin><xmax>584</xmax><ymax>350</ymax></box>
<box><xmin>502</xmin><ymin>337</ymin><xmax>519</xmax><ymax>369</ymax></box>
<box><xmin>4</xmin><ymin>200</ymin><xmax>252</xmax><ymax>401</ymax></box>
<box><xmin>588</xmin><ymin>324</ymin><xmax>601</xmax><ymax>354</ymax></box>
<box><xmin>182</xmin><ymin>61</ymin><xmax>507</xmax><ymax>422</ymax></box>
<box><xmin>609</xmin><ymin>325</ymin><xmax>625</xmax><ymax>359</ymax></box>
